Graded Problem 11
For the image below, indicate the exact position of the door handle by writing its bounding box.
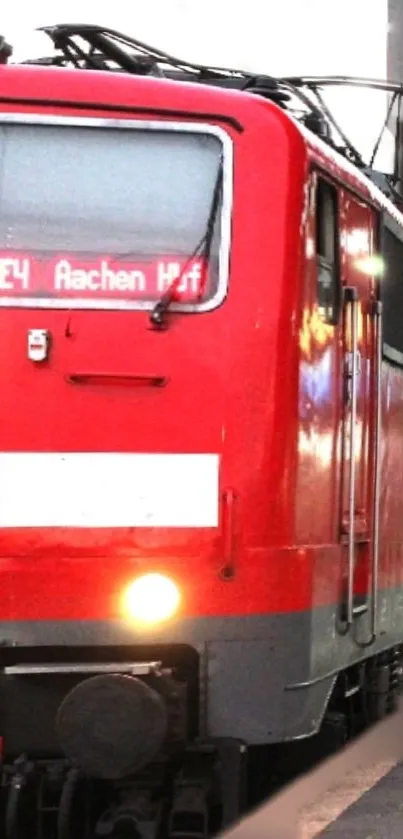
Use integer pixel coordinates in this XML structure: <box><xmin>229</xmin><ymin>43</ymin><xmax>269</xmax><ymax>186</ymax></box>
<box><xmin>368</xmin><ymin>299</ymin><xmax>382</xmax><ymax>642</ymax></box>
<box><xmin>65</xmin><ymin>372</ymin><xmax>168</xmax><ymax>388</ymax></box>
<box><xmin>344</xmin><ymin>347</ymin><xmax>361</xmax><ymax>407</ymax></box>
<box><xmin>344</xmin><ymin>286</ymin><xmax>359</xmax><ymax>628</ymax></box>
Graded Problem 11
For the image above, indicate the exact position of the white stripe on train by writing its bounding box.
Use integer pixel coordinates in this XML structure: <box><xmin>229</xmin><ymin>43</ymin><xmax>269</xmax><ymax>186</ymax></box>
<box><xmin>0</xmin><ymin>452</ymin><xmax>220</xmax><ymax>528</ymax></box>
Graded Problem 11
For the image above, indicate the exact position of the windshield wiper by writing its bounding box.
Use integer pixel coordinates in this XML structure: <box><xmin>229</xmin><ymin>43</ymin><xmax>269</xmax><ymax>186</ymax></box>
<box><xmin>149</xmin><ymin>154</ymin><xmax>224</xmax><ymax>329</ymax></box>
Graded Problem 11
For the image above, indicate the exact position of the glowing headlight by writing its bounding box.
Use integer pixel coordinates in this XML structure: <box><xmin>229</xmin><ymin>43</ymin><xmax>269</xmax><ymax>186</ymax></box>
<box><xmin>122</xmin><ymin>573</ymin><xmax>181</xmax><ymax>625</ymax></box>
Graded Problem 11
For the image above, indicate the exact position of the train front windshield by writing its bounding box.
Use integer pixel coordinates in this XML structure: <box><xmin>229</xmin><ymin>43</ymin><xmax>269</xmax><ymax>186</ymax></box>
<box><xmin>0</xmin><ymin>119</ymin><xmax>231</xmax><ymax>311</ymax></box>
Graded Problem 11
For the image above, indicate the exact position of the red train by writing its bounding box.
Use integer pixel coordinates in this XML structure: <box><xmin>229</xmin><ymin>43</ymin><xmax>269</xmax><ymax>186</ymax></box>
<box><xmin>1</xmin><ymin>23</ymin><xmax>403</xmax><ymax>839</ymax></box>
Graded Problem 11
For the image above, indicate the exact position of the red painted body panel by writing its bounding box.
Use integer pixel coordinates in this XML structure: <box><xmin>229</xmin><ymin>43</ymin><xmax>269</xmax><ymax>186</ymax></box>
<box><xmin>0</xmin><ymin>62</ymin><xmax>402</xmax><ymax>633</ymax></box>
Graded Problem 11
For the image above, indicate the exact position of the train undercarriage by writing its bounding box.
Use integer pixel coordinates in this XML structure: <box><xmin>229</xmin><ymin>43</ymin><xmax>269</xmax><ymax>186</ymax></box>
<box><xmin>0</xmin><ymin>644</ymin><xmax>402</xmax><ymax>839</ymax></box>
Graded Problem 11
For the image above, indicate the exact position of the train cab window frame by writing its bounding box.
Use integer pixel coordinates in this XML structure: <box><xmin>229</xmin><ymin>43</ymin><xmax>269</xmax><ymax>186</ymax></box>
<box><xmin>380</xmin><ymin>211</ymin><xmax>403</xmax><ymax>367</ymax></box>
<box><xmin>315</xmin><ymin>176</ymin><xmax>341</xmax><ymax>326</ymax></box>
<box><xmin>0</xmin><ymin>114</ymin><xmax>234</xmax><ymax>314</ymax></box>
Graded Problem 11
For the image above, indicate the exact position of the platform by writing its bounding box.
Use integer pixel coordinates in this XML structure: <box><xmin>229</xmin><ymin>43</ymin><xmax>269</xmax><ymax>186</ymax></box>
<box><xmin>320</xmin><ymin>760</ymin><xmax>403</xmax><ymax>837</ymax></box>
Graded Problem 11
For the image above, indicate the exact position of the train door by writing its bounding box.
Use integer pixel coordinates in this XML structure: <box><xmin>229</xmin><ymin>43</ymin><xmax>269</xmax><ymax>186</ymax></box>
<box><xmin>338</xmin><ymin>191</ymin><xmax>381</xmax><ymax>639</ymax></box>
<box><xmin>314</xmin><ymin>176</ymin><xmax>381</xmax><ymax>639</ymax></box>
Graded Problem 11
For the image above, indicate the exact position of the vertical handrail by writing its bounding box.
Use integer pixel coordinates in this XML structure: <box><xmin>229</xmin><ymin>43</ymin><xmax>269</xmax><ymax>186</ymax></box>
<box><xmin>369</xmin><ymin>300</ymin><xmax>382</xmax><ymax>641</ymax></box>
<box><xmin>345</xmin><ymin>287</ymin><xmax>359</xmax><ymax>628</ymax></box>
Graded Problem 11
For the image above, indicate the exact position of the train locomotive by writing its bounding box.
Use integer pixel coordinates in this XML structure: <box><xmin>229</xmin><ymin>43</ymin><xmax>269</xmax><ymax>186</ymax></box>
<box><xmin>1</xmin><ymin>22</ymin><xmax>403</xmax><ymax>839</ymax></box>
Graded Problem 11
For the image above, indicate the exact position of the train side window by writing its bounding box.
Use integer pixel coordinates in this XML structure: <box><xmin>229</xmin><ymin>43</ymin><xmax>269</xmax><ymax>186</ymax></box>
<box><xmin>315</xmin><ymin>178</ymin><xmax>341</xmax><ymax>325</ymax></box>
<box><xmin>381</xmin><ymin>213</ymin><xmax>403</xmax><ymax>367</ymax></box>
